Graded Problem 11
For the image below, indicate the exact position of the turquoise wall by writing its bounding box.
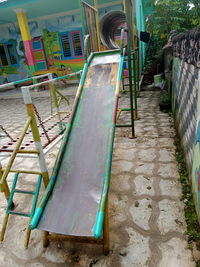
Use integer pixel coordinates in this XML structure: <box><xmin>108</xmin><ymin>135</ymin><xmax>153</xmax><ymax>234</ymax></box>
<box><xmin>135</xmin><ymin>0</ymin><xmax>146</xmax><ymax>74</ymax></box>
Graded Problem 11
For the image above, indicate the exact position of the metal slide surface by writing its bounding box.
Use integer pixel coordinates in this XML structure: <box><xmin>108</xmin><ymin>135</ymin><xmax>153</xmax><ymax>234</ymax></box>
<box><xmin>37</xmin><ymin>52</ymin><xmax>121</xmax><ymax>237</ymax></box>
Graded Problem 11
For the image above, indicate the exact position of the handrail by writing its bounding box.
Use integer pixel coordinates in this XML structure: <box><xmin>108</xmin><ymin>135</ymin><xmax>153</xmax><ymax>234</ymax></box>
<box><xmin>21</xmin><ymin>71</ymin><xmax>82</xmax><ymax>90</ymax></box>
<box><xmin>0</xmin><ymin>73</ymin><xmax>51</xmax><ymax>90</ymax></box>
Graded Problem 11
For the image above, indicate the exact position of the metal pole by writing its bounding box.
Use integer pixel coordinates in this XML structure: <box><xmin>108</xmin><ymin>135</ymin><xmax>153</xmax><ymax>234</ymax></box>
<box><xmin>132</xmin><ymin>51</ymin><xmax>138</xmax><ymax>119</ymax></box>
<box><xmin>127</xmin><ymin>42</ymin><xmax>135</xmax><ymax>138</ymax></box>
<box><xmin>124</xmin><ymin>0</ymin><xmax>135</xmax><ymax>137</ymax></box>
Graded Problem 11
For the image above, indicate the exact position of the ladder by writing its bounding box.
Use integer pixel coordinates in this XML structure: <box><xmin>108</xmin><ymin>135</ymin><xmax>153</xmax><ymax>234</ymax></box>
<box><xmin>1</xmin><ymin>172</ymin><xmax>42</xmax><ymax>247</ymax></box>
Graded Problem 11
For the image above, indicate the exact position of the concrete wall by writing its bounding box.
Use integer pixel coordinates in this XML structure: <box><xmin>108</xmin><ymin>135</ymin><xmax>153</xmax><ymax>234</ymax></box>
<box><xmin>172</xmin><ymin>56</ymin><xmax>200</xmax><ymax>219</ymax></box>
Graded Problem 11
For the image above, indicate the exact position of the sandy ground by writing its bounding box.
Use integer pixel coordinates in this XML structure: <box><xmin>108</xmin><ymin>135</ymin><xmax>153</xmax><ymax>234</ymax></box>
<box><xmin>0</xmin><ymin>85</ymin><xmax>195</xmax><ymax>267</ymax></box>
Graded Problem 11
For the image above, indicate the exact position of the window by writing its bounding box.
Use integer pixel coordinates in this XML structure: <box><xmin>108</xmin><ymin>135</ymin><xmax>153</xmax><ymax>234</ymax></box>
<box><xmin>60</xmin><ymin>30</ymin><xmax>83</xmax><ymax>59</ymax></box>
<box><xmin>71</xmin><ymin>31</ymin><xmax>83</xmax><ymax>57</ymax></box>
<box><xmin>0</xmin><ymin>43</ymin><xmax>18</xmax><ymax>67</ymax></box>
<box><xmin>7</xmin><ymin>44</ymin><xmax>17</xmax><ymax>65</ymax></box>
<box><xmin>0</xmin><ymin>45</ymin><xmax>8</xmax><ymax>66</ymax></box>
<box><xmin>61</xmin><ymin>33</ymin><xmax>72</xmax><ymax>58</ymax></box>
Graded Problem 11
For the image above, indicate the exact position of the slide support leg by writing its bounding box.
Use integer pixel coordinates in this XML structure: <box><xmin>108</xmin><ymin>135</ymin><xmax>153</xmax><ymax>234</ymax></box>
<box><xmin>43</xmin><ymin>231</ymin><xmax>49</xmax><ymax>247</ymax></box>
<box><xmin>24</xmin><ymin>226</ymin><xmax>31</xmax><ymax>248</ymax></box>
<box><xmin>103</xmin><ymin>201</ymin><xmax>109</xmax><ymax>255</ymax></box>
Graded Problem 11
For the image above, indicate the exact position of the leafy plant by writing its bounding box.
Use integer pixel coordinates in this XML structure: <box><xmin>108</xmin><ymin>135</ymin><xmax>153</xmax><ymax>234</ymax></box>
<box><xmin>161</xmin><ymin>92</ymin><xmax>170</xmax><ymax>104</ymax></box>
<box><xmin>145</xmin><ymin>0</ymin><xmax>200</xmax><ymax>70</ymax></box>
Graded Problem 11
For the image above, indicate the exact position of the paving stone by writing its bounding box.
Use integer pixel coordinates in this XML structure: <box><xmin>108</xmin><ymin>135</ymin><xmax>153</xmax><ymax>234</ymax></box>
<box><xmin>134</xmin><ymin>162</ymin><xmax>155</xmax><ymax>175</ymax></box>
<box><xmin>158</xmin><ymin>148</ymin><xmax>175</xmax><ymax>162</ymax></box>
<box><xmin>112</xmin><ymin>160</ymin><xmax>133</xmax><ymax>175</ymax></box>
<box><xmin>158</xmin><ymin>138</ymin><xmax>175</xmax><ymax>148</ymax></box>
<box><xmin>111</xmin><ymin>173</ymin><xmax>131</xmax><ymax>192</ymax></box>
<box><xmin>136</xmin><ymin>137</ymin><xmax>158</xmax><ymax>148</ymax></box>
<box><xmin>113</xmin><ymin>148</ymin><xmax>137</xmax><ymax>161</ymax></box>
<box><xmin>138</xmin><ymin>148</ymin><xmax>156</xmax><ymax>162</ymax></box>
<box><xmin>158</xmin><ymin>199</ymin><xmax>186</xmax><ymax>234</ymax></box>
<box><xmin>160</xmin><ymin>179</ymin><xmax>182</xmax><ymax>198</ymax></box>
<box><xmin>158</xmin><ymin>163</ymin><xmax>179</xmax><ymax>178</ymax></box>
<box><xmin>119</xmin><ymin>228</ymin><xmax>150</xmax><ymax>266</ymax></box>
<box><xmin>109</xmin><ymin>192</ymin><xmax>130</xmax><ymax>228</ymax></box>
<box><xmin>129</xmin><ymin>198</ymin><xmax>152</xmax><ymax>230</ymax></box>
<box><xmin>134</xmin><ymin>175</ymin><xmax>154</xmax><ymax>196</ymax></box>
<box><xmin>159</xmin><ymin>238</ymin><xmax>195</xmax><ymax>267</ymax></box>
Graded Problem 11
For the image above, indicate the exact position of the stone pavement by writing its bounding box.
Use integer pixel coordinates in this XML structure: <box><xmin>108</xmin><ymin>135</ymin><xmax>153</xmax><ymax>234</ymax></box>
<box><xmin>0</xmin><ymin>87</ymin><xmax>195</xmax><ymax>267</ymax></box>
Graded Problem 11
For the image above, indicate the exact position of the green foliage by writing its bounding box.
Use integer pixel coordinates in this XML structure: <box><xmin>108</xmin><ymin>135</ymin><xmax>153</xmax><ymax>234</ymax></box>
<box><xmin>147</xmin><ymin>0</ymin><xmax>200</xmax><ymax>36</ymax></box>
<box><xmin>161</xmin><ymin>92</ymin><xmax>170</xmax><ymax>104</ymax></box>
<box><xmin>145</xmin><ymin>0</ymin><xmax>200</xmax><ymax>67</ymax></box>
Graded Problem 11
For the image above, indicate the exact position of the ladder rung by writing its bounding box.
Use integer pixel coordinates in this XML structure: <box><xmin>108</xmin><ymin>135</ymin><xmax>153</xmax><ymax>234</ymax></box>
<box><xmin>9</xmin><ymin>211</ymin><xmax>31</xmax><ymax>217</ymax></box>
<box><xmin>14</xmin><ymin>189</ymin><xmax>35</xmax><ymax>195</ymax></box>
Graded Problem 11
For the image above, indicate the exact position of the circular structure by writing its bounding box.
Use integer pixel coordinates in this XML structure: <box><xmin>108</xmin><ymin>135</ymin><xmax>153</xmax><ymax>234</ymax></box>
<box><xmin>100</xmin><ymin>11</ymin><xmax>126</xmax><ymax>49</ymax></box>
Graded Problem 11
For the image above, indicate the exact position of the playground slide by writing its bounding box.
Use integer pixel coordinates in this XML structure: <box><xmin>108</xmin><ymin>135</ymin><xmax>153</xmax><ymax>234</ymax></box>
<box><xmin>30</xmin><ymin>49</ymin><xmax>124</xmax><ymax>238</ymax></box>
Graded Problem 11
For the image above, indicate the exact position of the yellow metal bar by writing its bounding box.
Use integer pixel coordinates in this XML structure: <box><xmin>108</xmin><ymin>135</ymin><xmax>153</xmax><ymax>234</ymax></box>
<box><xmin>24</xmin><ymin>225</ymin><xmax>31</xmax><ymax>248</ymax></box>
<box><xmin>94</xmin><ymin>0</ymin><xmax>101</xmax><ymax>51</ymax></box>
<box><xmin>26</xmin><ymin>105</ymin><xmax>40</xmax><ymax>142</ymax></box>
<box><xmin>116</xmin><ymin>109</ymin><xmax>122</xmax><ymax>121</ymax></box>
<box><xmin>0</xmin><ymin>163</ymin><xmax>3</xmax><ymax>193</ymax></box>
<box><xmin>5</xmin><ymin>169</ymin><xmax>42</xmax><ymax>175</ymax></box>
<box><xmin>55</xmin><ymin>89</ymin><xmax>69</xmax><ymax>105</ymax></box>
<box><xmin>3</xmin><ymin>181</ymin><xmax>10</xmax><ymax>200</ymax></box>
<box><xmin>0</xmin><ymin>117</ymin><xmax>31</xmax><ymax>187</ymax></box>
<box><xmin>0</xmin><ymin>214</ymin><xmax>9</xmax><ymax>241</ymax></box>
<box><xmin>50</xmin><ymin>83</ymin><xmax>59</xmax><ymax>111</ymax></box>
<box><xmin>16</xmin><ymin>149</ymin><xmax>39</xmax><ymax>154</ymax></box>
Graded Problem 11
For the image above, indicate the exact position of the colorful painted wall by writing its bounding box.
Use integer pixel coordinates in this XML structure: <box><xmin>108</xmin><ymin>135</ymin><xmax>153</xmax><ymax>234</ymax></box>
<box><xmin>0</xmin><ymin>12</ymin><xmax>85</xmax><ymax>83</ymax></box>
<box><xmin>170</xmin><ymin>27</ymin><xmax>200</xmax><ymax>220</ymax></box>
<box><xmin>0</xmin><ymin>2</ymin><xmax>122</xmax><ymax>84</ymax></box>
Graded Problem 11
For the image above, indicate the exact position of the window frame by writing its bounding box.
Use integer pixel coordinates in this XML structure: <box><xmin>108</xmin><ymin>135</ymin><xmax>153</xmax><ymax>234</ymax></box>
<box><xmin>5</xmin><ymin>42</ymin><xmax>19</xmax><ymax>67</ymax></box>
<box><xmin>0</xmin><ymin>42</ymin><xmax>18</xmax><ymax>67</ymax></box>
<box><xmin>0</xmin><ymin>44</ymin><xmax>9</xmax><ymax>67</ymax></box>
<box><xmin>59</xmin><ymin>29</ymin><xmax>84</xmax><ymax>60</ymax></box>
<box><xmin>70</xmin><ymin>30</ymin><xmax>84</xmax><ymax>58</ymax></box>
<box><xmin>59</xmin><ymin>31</ymin><xmax>74</xmax><ymax>60</ymax></box>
